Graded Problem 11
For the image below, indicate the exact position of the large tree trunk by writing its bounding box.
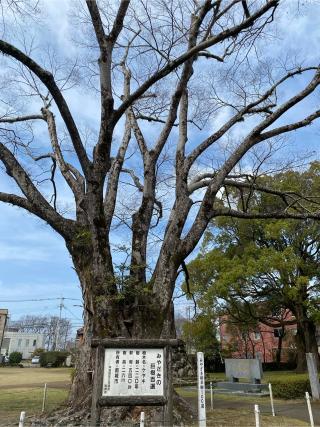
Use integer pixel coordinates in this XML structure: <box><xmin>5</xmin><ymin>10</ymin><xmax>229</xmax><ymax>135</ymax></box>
<box><xmin>63</xmin><ymin>242</ymin><xmax>193</xmax><ymax>425</ymax></box>
<box><xmin>275</xmin><ymin>327</ymin><xmax>284</xmax><ymax>367</ymax></box>
<box><xmin>293</xmin><ymin>305</ymin><xmax>319</xmax><ymax>373</ymax></box>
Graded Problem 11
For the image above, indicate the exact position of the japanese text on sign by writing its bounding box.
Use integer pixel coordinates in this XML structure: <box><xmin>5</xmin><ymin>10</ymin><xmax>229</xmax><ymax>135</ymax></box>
<box><xmin>102</xmin><ymin>348</ymin><xmax>164</xmax><ymax>396</ymax></box>
<box><xmin>197</xmin><ymin>352</ymin><xmax>206</xmax><ymax>425</ymax></box>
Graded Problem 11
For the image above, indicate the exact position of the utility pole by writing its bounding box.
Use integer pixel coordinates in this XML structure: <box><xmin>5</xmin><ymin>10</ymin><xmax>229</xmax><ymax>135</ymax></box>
<box><xmin>55</xmin><ymin>297</ymin><xmax>64</xmax><ymax>351</ymax></box>
<box><xmin>186</xmin><ymin>306</ymin><xmax>192</xmax><ymax>353</ymax></box>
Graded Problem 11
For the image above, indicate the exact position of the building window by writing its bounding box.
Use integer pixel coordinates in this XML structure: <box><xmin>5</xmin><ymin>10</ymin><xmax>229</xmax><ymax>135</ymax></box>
<box><xmin>254</xmin><ymin>331</ymin><xmax>261</xmax><ymax>340</ymax></box>
<box><xmin>26</xmin><ymin>339</ymin><xmax>29</xmax><ymax>347</ymax></box>
<box><xmin>18</xmin><ymin>339</ymin><xmax>22</xmax><ymax>347</ymax></box>
<box><xmin>274</xmin><ymin>328</ymin><xmax>284</xmax><ymax>338</ymax></box>
<box><xmin>33</xmin><ymin>340</ymin><xmax>37</xmax><ymax>347</ymax></box>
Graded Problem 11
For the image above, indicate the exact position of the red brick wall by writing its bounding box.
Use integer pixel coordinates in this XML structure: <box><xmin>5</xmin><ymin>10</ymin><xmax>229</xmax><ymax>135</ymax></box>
<box><xmin>219</xmin><ymin>312</ymin><xmax>297</xmax><ymax>363</ymax></box>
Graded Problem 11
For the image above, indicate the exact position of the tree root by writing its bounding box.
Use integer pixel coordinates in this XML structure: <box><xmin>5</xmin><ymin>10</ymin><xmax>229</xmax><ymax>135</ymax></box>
<box><xmin>30</xmin><ymin>391</ymin><xmax>195</xmax><ymax>426</ymax></box>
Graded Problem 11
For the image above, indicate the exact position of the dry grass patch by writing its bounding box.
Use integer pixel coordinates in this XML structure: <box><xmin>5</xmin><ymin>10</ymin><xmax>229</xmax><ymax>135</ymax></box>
<box><xmin>0</xmin><ymin>387</ymin><xmax>68</xmax><ymax>426</ymax></box>
<box><xmin>0</xmin><ymin>367</ymin><xmax>71</xmax><ymax>388</ymax></box>
<box><xmin>0</xmin><ymin>367</ymin><xmax>71</xmax><ymax>425</ymax></box>
<box><xmin>206</xmin><ymin>408</ymin><xmax>308</xmax><ymax>426</ymax></box>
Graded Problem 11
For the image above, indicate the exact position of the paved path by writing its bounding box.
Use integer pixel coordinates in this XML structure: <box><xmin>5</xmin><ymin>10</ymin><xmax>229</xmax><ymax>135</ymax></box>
<box><xmin>184</xmin><ymin>394</ymin><xmax>320</xmax><ymax>425</ymax></box>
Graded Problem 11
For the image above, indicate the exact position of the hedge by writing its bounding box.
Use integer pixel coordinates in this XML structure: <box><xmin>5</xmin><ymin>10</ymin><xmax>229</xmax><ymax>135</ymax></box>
<box><xmin>39</xmin><ymin>351</ymin><xmax>69</xmax><ymax>367</ymax></box>
<box><xmin>271</xmin><ymin>378</ymin><xmax>310</xmax><ymax>399</ymax></box>
<box><xmin>9</xmin><ymin>351</ymin><xmax>22</xmax><ymax>364</ymax></box>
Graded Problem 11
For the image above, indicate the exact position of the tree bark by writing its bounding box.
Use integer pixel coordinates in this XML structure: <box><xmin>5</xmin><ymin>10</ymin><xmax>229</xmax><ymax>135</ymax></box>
<box><xmin>65</xmin><ymin>238</ymin><xmax>183</xmax><ymax>418</ymax></box>
<box><xmin>293</xmin><ymin>305</ymin><xmax>319</xmax><ymax>373</ymax></box>
<box><xmin>275</xmin><ymin>328</ymin><xmax>284</xmax><ymax>367</ymax></box>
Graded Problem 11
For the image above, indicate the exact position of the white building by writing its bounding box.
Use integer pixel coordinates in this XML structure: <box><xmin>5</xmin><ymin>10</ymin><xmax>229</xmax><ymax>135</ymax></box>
<box><xmin>1</xmin><ymin>330</ymin><xmax>45</xmax><ymax>359</ymax></box>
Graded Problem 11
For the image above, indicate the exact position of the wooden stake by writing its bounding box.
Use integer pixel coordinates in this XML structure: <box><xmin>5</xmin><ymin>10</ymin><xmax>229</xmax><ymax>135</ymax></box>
<box><xmin>19</xmin><ymin>411</ymin><xmax>25</xmax><ymax>427</ymax></box>
<box><xmin>254</xmin><ymin>404</ymin><xmax>260</xmax><ymax>427</ymax></box>
<box><xmin>42</xmin><ymin>383</ymin><xmax>47</xmax><ymax>413</ymax></box>
<box><xmin>268</xmin><ymin>383</ymin><xmax>275</xmax><ymax>416</ymax></box>
<box><xmin>140</xmin><ymin>411</ymin><xmax>145</xmax><ymax>427</ymax></box>
<box><xmin>306</xmin><ymin>391</ymin><xmax>315</xmax><ymax>427</ymax></box>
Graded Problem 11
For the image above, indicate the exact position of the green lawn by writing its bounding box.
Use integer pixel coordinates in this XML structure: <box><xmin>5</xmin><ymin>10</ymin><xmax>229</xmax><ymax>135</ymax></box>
<box><xmin>0</xmin><ymin>367</ymin><xmax>71</xmax><ymax>426</ymax></box>
<box><xmin>0</xmin><ymin>387</ymin><xmax>68</xmax><ymax>426</ymax></box>
<box><xmin>0</xmin><ymin>367</ymin><xmax>312</xmax><ymax>426</ymax></box>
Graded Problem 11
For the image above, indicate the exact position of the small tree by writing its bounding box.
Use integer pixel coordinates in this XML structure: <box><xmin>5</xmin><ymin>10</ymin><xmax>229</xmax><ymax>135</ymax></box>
<box><xmin>32</xmin><ymin>348</ymin><xmax>45</xmax><ymax>357</ymax></box>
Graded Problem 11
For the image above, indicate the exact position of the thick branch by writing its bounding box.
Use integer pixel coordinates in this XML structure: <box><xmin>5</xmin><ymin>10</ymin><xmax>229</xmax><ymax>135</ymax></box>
<box><xmin>42</xmin><ymin>108</ymin><xmax>85</xmax><ymax>200</ymax></box>
<box><xmin>87</xmin><ymin>0</ymin><xmax>130</xmax><ymax>169</ymax></box>
<box><xmin>213</xmin><ymin>208</ymin><xmax>320</xmax><ymax>220</ymax></box>
<box><xmin>0</xmin><ymin>114</ymin><xmax>44</xmax><ymax>123</ymax></box>
<box><xmin>0</xmin><ymin>146</ymin><xmax>74</xmax><ymax>237</ymax></box>
<box><xmin>0</xmin><ymin>40</ymin><xmax>91</xmax><ymax>177</ymax></box>
<box><xmin>104</xmin><ymin>117</ymin><xmax>131</xmax><ymax>232</ymax></box>
<box><xmin>114</xmin><ymin>0</ymin><xmax>278</xmax><ymax>122</ymax></box>
<box><xmin>186</xmin><ymin>66</ymin><xmax>318</xmax><ymax>170</ymax></box>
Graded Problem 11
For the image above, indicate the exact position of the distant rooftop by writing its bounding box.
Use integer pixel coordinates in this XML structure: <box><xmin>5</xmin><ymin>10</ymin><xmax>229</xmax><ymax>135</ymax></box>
<box><xmin>6</xmin><ymin>327</ymin><xmax>19</xmax><ymax>332</ymax></box>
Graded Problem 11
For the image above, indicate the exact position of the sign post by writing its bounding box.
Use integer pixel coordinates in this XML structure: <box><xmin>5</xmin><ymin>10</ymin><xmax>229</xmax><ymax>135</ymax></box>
<box><xmin>269</xmin><ymin>383</ymin><xmax>275</xmax><ymax>416</ymax></box>
<box><xmin>306</xmin><ymin>353</ymin><xmax>320</xmax><ymax>400</ymax></box>
<box><xmin>90</xmin><ymin>338</ymin><xmax>179</xmax><ymax>426</ymax></box>
<box><xmin>197</xmin><ymin>352</ymin><xmax>206</xmax><ymax>427</ymax></box>
<box><xmin>306</xmin><ymin>391</ymin><xmax>315</xmax><ymax>427</ymax></box>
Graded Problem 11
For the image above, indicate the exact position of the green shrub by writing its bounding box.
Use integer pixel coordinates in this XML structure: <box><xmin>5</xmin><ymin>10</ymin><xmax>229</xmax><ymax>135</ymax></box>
<box><xmin>39</xmin><ymin>351</ymin><xmax>69</xmax><ymax>367</ymax></box>
<box><xmin>272</xmin><ymin>378</ymin><xmax>310</xmax><ymax>399</ymax></box>
<box><xmin>32</xmin><ymin>347</ymin><xmax>45</xmax><ymax>357</ymax></box>
<box><xmin>9</xmin><ymin>351</ymin><xmax>22</xmax><ymax>364</ymax></box>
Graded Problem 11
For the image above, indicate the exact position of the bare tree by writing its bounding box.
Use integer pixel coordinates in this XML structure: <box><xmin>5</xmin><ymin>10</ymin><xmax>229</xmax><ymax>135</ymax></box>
<box><xmin>1</xmin><ymin>0</ymin><xmax>320</xmax><ymax>420</ymax></box>
<box><xmin>9</xmin><ymin>315</ymin><xmax>73</xmax><ymax>350</ymax></box>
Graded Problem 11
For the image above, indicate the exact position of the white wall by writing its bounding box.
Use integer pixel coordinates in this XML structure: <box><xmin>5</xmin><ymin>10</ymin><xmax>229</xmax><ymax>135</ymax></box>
<box><xmin>2</xmin><ymin>331</ymin><xmax>45</xmax><ymax>359</ymax></box>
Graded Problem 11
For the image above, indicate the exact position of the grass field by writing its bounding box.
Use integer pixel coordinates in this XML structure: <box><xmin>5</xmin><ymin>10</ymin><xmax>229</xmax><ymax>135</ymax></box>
<box><xmin>0</xmin><ymin>367</ymin><xmax>71</xmax><ymax>426</ymax></box>
<box><xmin>0</xmin><ymin>367</ymin><xmax>312</xmax><ymax>426</ymax></box>
<box><xmin>0</xmin><ymin>366</ymin><xmax>71</xmax><ymax>387</ymax></box>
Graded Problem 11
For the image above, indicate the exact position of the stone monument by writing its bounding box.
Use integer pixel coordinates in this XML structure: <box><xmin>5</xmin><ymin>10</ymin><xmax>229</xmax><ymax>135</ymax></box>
<box><xmin>225</xmin><ymin>358</ymin><xmax>263</xmax><ymax>384</ymax></box>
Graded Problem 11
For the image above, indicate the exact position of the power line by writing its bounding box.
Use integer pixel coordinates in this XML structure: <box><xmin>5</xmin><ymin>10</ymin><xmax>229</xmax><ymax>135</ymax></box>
<box><xmin>0</xmin><ymin>297</ymin><xmax>81</xmax><ymax>303</ymax></box>
<box><xmin>63</xmin><ymin>305</ymin><xmax>82</xmax><ymax>321</ymax></box>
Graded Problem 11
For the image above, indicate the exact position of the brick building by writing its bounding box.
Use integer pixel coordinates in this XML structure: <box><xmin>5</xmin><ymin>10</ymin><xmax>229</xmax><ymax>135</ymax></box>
<box><xmin>219</xmin><ymin>311</ymin><xmax>298</xmax><ymax>363</ymax></box>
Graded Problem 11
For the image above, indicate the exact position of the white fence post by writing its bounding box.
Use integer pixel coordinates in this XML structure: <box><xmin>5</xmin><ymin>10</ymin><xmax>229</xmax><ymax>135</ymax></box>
<box><xmin>210</xmin><ymin>381</ymin><xmax>213</xmax><ymax>411</ymax></box>
<box><xmin>269</xmin><ymin>383</ymin><xmax>275</xmax><ymax>416</ymax></box>
<box><xmin>42</xmin><ymin>383</ymin><xmax>47</xmax><ymax>413</ymax></box>
<box><xmin>140</xmin><ymin>411</ymin><xmax>145</xmax><ymax>427</ymax></box>
<box><xmin>254</xmin><ymin>404</ymin><xmax>260</xmax><ymax>427</ymax></box>
<box><xmin>306</xmin><ymin>391</ymin><xmax>315</xmax><ymax>427</ymax></box>
<box><xmin>197</xmin><ymin>352</ymin><xmax>206</xmax><ymax>427</ymax></box>
<box><xmin>18</xmin><ymin>411</ymin><xmax>25</xmax><ymax>427</ymax></box>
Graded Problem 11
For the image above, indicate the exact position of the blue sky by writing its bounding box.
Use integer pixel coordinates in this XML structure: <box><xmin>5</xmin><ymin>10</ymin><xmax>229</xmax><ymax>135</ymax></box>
<box><xmin>1</xmin><ymin>0</ymin><xmax>320</xmax><ymax>326</ymax></box>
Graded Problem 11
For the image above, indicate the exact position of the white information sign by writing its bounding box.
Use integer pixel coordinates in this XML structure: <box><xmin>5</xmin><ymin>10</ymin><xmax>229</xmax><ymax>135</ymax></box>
<box><xmin>102</xmin><ymin>348</ymin><xmax>164</xmax><ymax>397</ymax></box>
<box><xmin>197</xmin><ymin>352</ymin><xmax>206</xmax><ymax>427</ymax></box>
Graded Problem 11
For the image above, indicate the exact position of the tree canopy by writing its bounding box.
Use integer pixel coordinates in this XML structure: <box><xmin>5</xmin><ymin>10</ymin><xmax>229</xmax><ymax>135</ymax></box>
<box><xmin>186</xmin><ymin>164</ymin><xmax>320</xmax><ymax>369</ymax></box>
